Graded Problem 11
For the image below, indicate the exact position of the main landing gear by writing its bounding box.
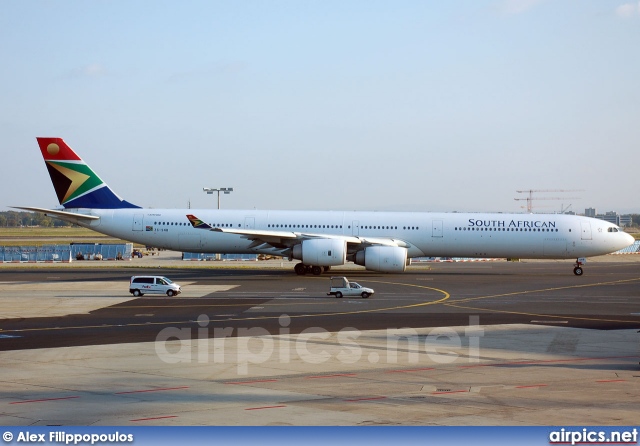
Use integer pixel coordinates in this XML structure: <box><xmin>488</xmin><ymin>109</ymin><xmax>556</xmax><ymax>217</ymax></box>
<box><xmin>573</xmin><ymin>258</ymin><xmax>586</xmax><ymax>276</ymax></box>
<box><xmin>294</xmin><ymin>263</ymin><xmax>331</xmax><ymax>276</ymax></box>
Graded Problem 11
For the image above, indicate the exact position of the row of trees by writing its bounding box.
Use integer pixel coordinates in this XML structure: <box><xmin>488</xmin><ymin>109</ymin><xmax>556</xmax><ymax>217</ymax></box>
<box><xmin>0</xmin><ymin>211</ymin><xmax>72</xmax><ymax>228</ymax></box>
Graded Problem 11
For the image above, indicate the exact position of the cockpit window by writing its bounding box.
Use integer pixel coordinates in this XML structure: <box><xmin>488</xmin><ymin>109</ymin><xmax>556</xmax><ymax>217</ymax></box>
<box><xmin>607</xmin><ymin>227</ymin><xmax>619</xmax><ymax>233</ymax></box>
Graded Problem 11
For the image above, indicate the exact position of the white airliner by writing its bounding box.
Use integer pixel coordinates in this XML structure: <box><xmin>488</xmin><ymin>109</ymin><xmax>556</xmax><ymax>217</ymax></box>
<box><xmin>14</xmin><ymin>138</ymin><xmax>635</xmax><ymax>276</ymax></box>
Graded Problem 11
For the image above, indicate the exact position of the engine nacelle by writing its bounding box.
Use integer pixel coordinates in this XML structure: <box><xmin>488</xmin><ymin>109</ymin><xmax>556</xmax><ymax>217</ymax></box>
<box><xmin>354</xmin><ymin>246</ymin><xmax>407</xmax><ymax>273</ymax></box>
<box><xmin>292</xmin><ymin>239</ymin><xmax>347</xmax><ymax>266</ymax></box>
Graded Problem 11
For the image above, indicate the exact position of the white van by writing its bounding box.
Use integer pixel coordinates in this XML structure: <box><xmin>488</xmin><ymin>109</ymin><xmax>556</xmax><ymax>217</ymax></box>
<box><xmin>129</xmin><ymin>276</ymin><xmax>182</xmax><ymax>297</ymax></box>
<box><xmin>327</xmin><ymin>276</ymin><xmax>374</xmax><ymax>299</ymax></box>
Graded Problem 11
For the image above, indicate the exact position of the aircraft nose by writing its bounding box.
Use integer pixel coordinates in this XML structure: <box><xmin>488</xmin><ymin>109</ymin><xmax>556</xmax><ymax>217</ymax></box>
<box><xmin>623</xmin><ymin>232</ymin><xmax>635</xmax><ymax>248</ymax></box>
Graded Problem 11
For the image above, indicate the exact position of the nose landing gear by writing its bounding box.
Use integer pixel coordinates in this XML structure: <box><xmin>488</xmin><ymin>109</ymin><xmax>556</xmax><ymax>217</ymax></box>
<box><xmin>573</xmin><ymin>257</ymin><xmax>586</xmax><ymax>276</ymax></box>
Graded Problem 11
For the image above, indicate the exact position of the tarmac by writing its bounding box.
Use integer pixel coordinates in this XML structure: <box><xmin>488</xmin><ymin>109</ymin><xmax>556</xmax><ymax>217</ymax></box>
<box><xmin>0</xmin><ymin>253</ymin><xmax>639</xmax><ymax>425</ymax></box>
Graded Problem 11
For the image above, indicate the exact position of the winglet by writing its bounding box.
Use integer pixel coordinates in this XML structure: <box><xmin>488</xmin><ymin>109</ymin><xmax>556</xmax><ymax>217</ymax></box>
<box><xmin>186</xmin><ymin>214</ymin><xmax>213</xmax><ymax>229</ymax></box>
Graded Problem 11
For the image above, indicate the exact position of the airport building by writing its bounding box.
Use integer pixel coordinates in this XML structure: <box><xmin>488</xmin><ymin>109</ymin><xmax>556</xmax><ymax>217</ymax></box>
<box><xmin>584</xmin><ymin>208</ymin><xmax>633</xmax><ymax>227</ymax></box>
<box><xmin>619</xmin><ymin>215</ymin><xmax>633</xmax><ymax>227</ymax></box>
<box><xmin>593</xmin><ymin>211</ymin><xmax>632</xmax><ymax>227</ymax></box>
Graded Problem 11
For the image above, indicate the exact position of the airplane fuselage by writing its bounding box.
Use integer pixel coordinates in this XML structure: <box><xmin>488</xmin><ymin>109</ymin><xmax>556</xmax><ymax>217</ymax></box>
<box><xmin>74</xmin><ymin>208</ymin><xmax>631</xmax><ymax>260</ymax></box>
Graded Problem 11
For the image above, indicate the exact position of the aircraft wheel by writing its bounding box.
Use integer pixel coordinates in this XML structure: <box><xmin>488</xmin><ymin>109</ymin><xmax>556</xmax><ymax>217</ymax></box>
<box><xmin>311</xmin><ymin>265</ymin><xmax>323</xmax><ymax>276</ymax></box>
<box><xmin>361</xmin><ymin>292</ymin><xmax>370</xmax><ymax>299</ymax></box>
<box><xmin>294</xmin><ymin>263</ymin><xmax>307</xmax><ymax>275</ymax></box>
<box><xmin>167</xmin><ymin>290</ymin><xmax>175</xmax><ymax>297</ymax></box>
<box><xmin>133</xmin><ymin>289</ymin><xmax>142</xmax><ymax>297</ymax></box>
<box><xmin>573</xmin><ymin>267</ymin><xmax>583</xmax><ymax>276</ymax></box>
<box><xmin>335</xmin><ymin>292</ymin><xmax>343</xmax><ymax>299</ymax></box>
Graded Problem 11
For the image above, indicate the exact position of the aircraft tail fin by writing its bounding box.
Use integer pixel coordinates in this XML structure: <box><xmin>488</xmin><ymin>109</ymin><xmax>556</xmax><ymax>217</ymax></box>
<box><xmin>36</xmin><ymin>137</ymin><xmax>140</xmax><ymax>209</ymax></box>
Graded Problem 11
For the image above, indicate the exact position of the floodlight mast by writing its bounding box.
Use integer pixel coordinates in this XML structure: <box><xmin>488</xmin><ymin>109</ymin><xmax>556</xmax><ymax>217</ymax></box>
<box><xmin>203</xmin><ymin>187</ymin><xmax>234</xmax><ymax>209</ymax></box>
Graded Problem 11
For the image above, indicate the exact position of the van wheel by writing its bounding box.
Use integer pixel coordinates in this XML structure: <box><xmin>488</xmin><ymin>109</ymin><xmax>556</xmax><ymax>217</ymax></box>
<box><xmin>133</xmin><ymin>289</ymin><xmax>142</xmax><ymax>297</ymax></box>
<box><xmin>335</xmin><ymin>292</ymin><xmax>343</xmax><ymax>299</ymax></box>
<box><xmin>167</xmin><ymin>290</ymin><xmax>175</xmax><ymax>297</ymax></box>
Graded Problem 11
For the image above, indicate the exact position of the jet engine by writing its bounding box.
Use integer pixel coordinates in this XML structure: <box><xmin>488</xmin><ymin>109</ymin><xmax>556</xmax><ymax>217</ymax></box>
<box><xmin>292</xmin><ymin>239</ymin><xmax>347</xmax><ymax>266</ymax></box>
<box><xmin>354</xmin><ymin>246</ymin><xmax>407</xmax><ymax>273</ymax></box>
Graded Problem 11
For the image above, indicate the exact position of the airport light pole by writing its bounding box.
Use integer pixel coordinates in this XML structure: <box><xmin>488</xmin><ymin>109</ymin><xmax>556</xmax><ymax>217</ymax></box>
<box><xmin>203</xmin><ymin>187</ymin><xmax>233</xmax><ymax>209</ymax></box>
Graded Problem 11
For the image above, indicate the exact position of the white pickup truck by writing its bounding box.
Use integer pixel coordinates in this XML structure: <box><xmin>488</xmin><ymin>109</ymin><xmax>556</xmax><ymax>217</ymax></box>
<box><xmin>327</xmin><ymin>276</ymin><xmax>374</xmax><ymax>299</ymax></box>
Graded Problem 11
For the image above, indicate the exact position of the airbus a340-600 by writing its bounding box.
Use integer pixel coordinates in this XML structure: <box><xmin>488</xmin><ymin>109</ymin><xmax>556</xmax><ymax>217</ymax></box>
<box><xmin>14</xmin><ymin>138</ymin><xmax>634</xmax><ymax>276</ymax></box>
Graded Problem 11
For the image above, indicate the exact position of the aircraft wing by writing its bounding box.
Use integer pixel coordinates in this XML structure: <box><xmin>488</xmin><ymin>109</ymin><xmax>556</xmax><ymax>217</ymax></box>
<box><xmin>12</xmin><ymin>206</ymin><xmax>100</xmax><ymax>225</ymax></box>
<box><xmin>212</xmin><ymin>227</ymin><xmax>362</xmax><ymax>248</ymax></box>
<box><xmin>186</xmin><ymin>214</ymin><xmax>410</xmax><ymax>251</ymax></box>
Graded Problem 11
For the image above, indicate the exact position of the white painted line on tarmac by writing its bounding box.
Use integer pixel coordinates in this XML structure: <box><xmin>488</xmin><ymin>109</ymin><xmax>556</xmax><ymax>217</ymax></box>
<box><xmin>530</xmin><ymin>320</ymin><xmax>568</xmax><ymax>324</ymax></box>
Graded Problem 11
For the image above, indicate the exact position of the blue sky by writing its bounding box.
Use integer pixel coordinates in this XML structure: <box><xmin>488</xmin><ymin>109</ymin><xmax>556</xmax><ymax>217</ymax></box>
<box><xmin>2</xmin><ymin>0</ymin><xmax>639</xmax><ymax>214</ymax></box>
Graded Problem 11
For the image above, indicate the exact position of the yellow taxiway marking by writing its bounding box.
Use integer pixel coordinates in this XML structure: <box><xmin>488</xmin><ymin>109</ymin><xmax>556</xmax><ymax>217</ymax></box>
<box><xmin>446</xmin><ymin>276</ymin><xmax>640</xmax><ymax>324</ymax></box>
<box><xmin>452</xmin><ymin>277</ymin><xmax>640</xmax><ymax>305</ymax></box>
<box><xmin>445</xmin><ymin>301</ymin><xmax>639</xmax><ymax>324</ymax></box>
<box><xmin>0</xmin><ymin>280</ymin><xmax>450</xmax><ymax>333</ymax></box>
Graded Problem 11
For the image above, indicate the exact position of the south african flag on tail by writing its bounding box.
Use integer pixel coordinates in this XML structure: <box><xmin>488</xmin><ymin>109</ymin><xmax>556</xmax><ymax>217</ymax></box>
<box><xmin>36</xmin><ymin>137</ymin><xmax>140</xmax><ymax>209</ymax></box>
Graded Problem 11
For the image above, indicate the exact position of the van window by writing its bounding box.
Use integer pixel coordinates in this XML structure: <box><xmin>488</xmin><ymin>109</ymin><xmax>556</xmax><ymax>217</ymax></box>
<box><xmin>133</xmin><ymin>277</ymin><xmax>153</xmax><ymax>284</ymax></box>
<box><xmin>156</xmin><ymin>278</ymin><xmax>169</xmax><ymax>285</ymax></box>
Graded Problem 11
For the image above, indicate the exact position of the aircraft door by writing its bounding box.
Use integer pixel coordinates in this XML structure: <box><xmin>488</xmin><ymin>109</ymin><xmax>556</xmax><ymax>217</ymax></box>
<box><xmin>432</xmin><ymin>220</ymin><xmax>443</xmax><ymax>238</ymax></box>
<box><xmin>352</xmin><ymin>221</ymin><xmax>360</xmax><ymax>236</ymax></box>
<box><xmin>581</xmin><ymin>222</ymin><xmax>592</xmax><ymax>240</ymax></box>
<box><xmin>244</xmin><ymin>217</ymin><xmax>255</xmax><ymax>229</ymax></box>
<box><xmin>132</xmin><ymin>214</ymin><xmax>143</xmax><ymax>231</ymax></box>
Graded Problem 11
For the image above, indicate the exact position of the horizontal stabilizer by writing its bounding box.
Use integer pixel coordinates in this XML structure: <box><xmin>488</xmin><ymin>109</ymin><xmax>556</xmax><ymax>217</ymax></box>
<box><xmin>11</xmin><ymin>206</ymin><xmax>99</xmax><ymax>225</ymax></box>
